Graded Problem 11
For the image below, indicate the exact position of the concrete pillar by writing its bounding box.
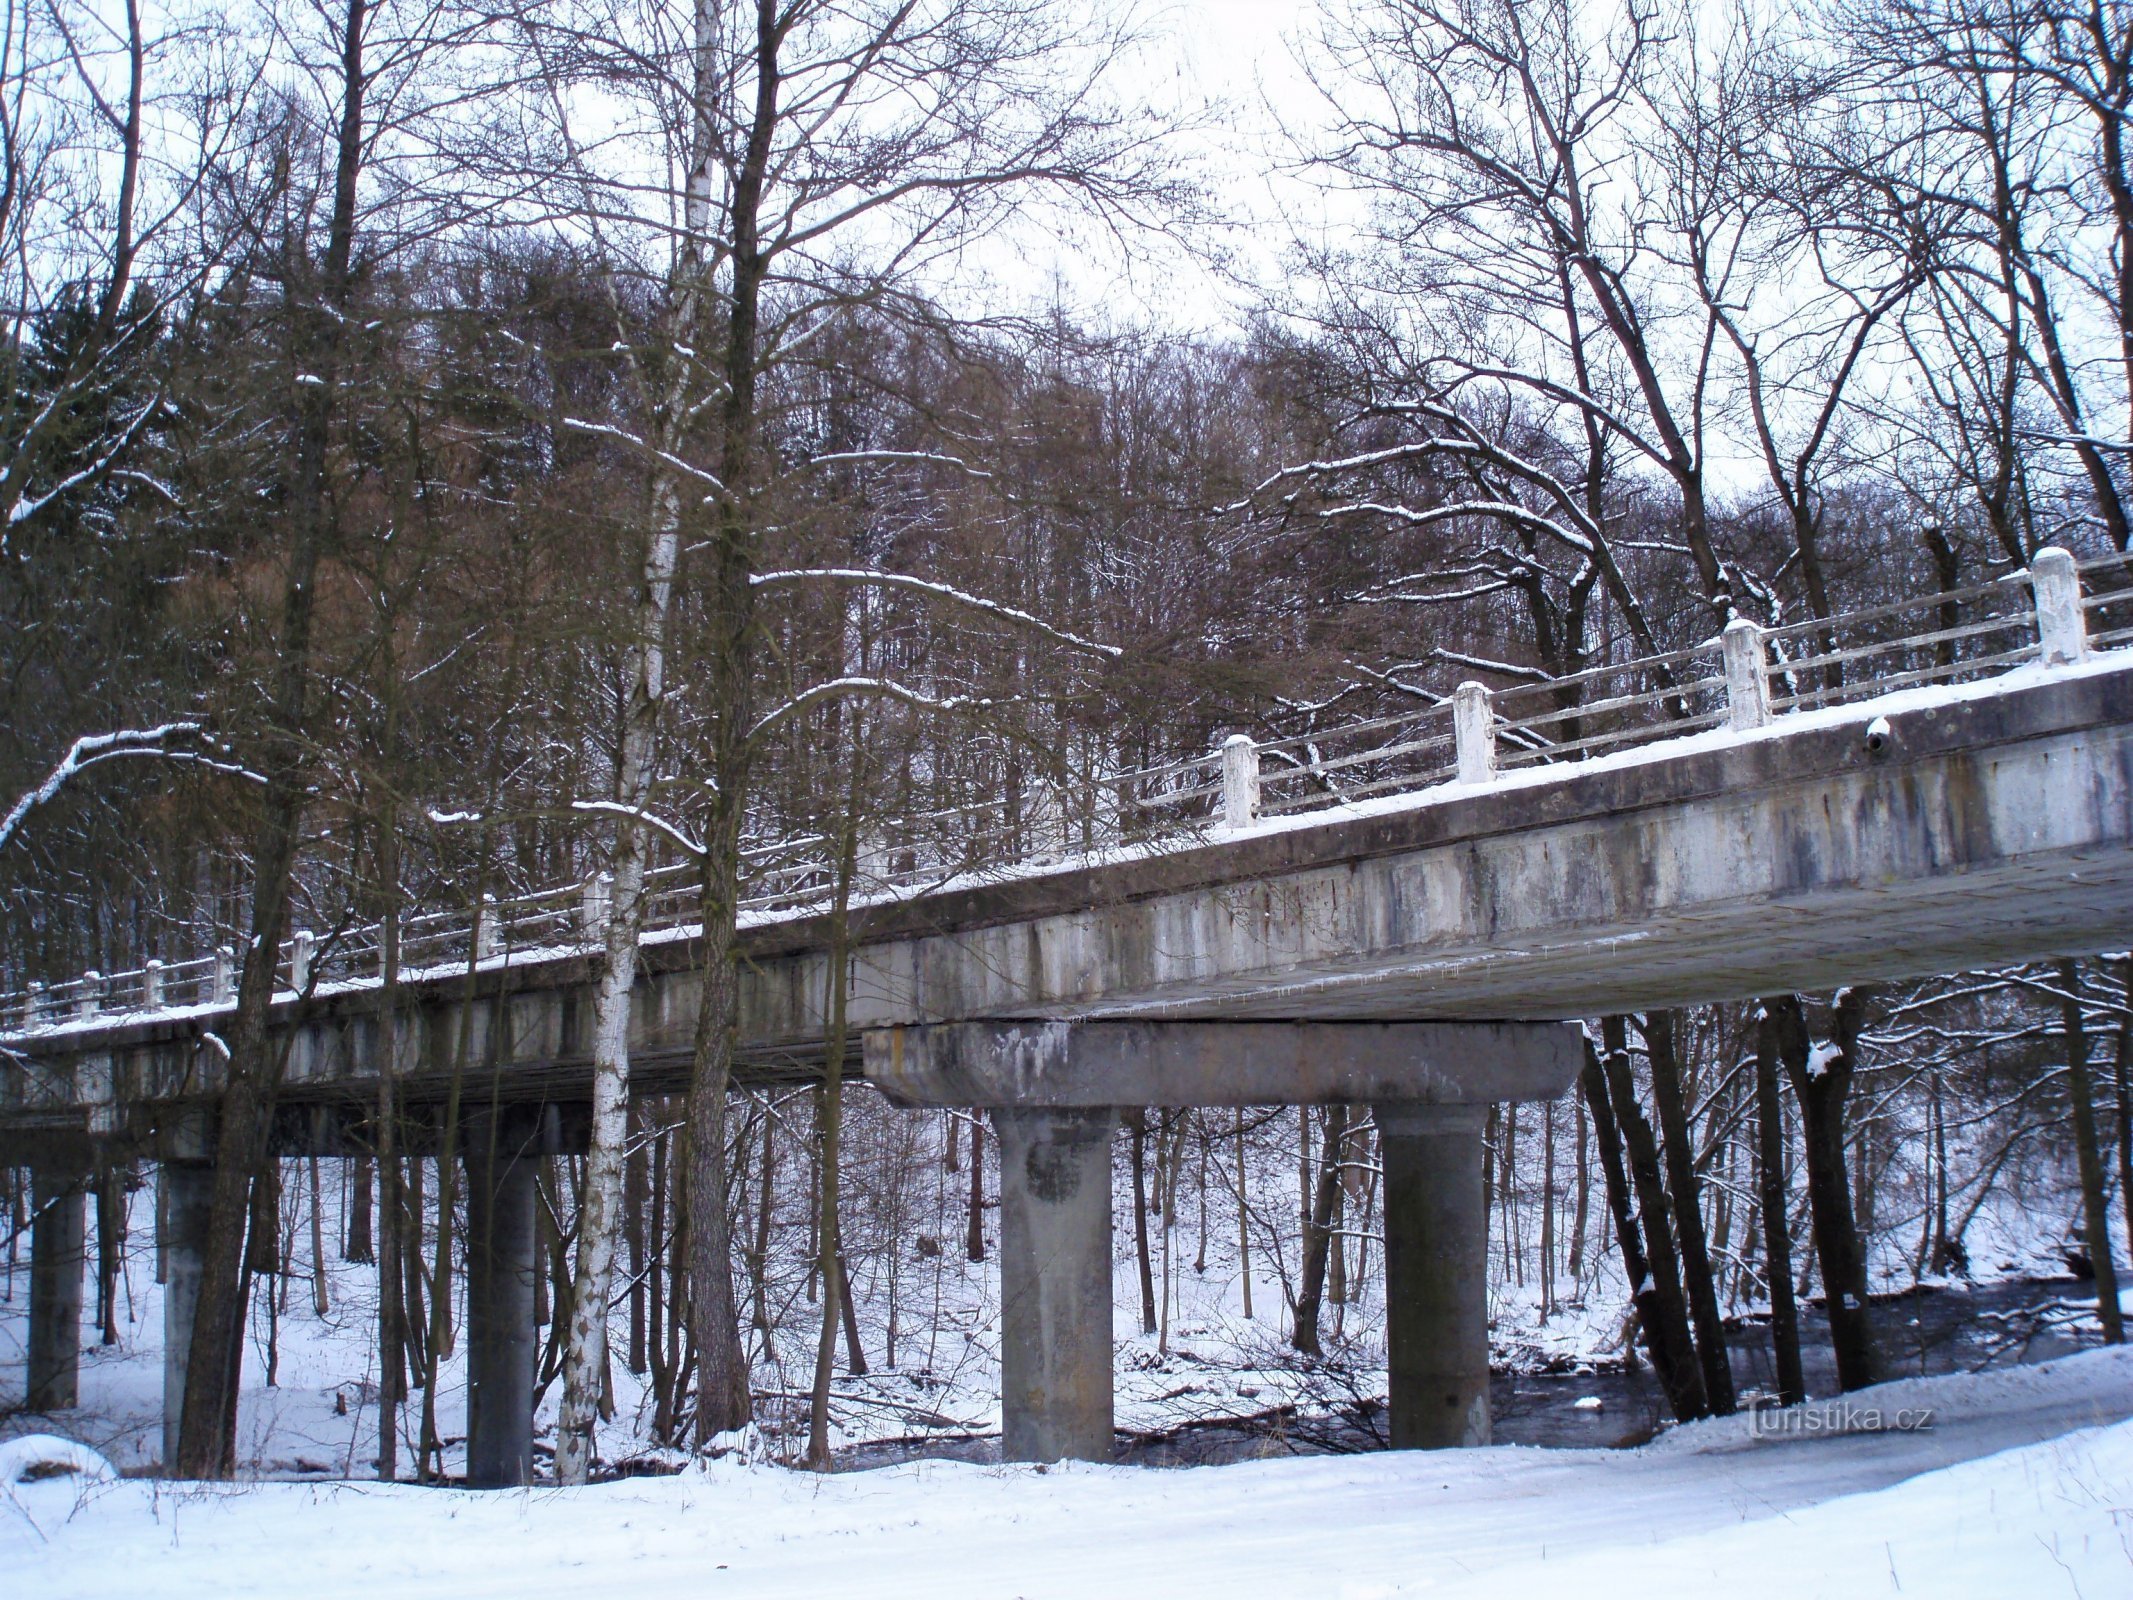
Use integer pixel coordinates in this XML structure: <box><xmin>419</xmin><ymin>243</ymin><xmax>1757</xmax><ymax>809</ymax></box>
<box><xmin>158</xmin><ymin>1157</ymin><xmax>214</xmax><ymax>1469</ymax></box>
<box><xmin>1374</xmin><ymin>1102</ymin><xmax>1491</xmax><ymax>1449</ymax></box>
<box><xmin>462</xmin><ymin>1107</ymin><xmax>539</xmax><ymax>1487</ymax></box>
<box><xmin>1721</xmin><ymin>618</ymin><xmax>1772</xmax><ymax>730</ymax></box>
<box><xmin>1219</xmin><ymin>734</ymin><xmax>1259</xmax><ymax>830</ymax></box>
<box><xmin>2031</xmin><ymin>545</ymin><xmax>2090</xmax><ymax>665</ymax></box>
<box><xmin>991</xmin><ymin>1106</ymin><xmax>1117</xmax><ymax>1462</ymax></box>
<box><xmin>1453</xmin><ymin>682</ymin><xmax>1495</xmax><ymax>783</ymax></box>
<box><xmin>27</xmin><ymin>1170</ymin><xmax>87</xmax><ymax>1411</ymax></box>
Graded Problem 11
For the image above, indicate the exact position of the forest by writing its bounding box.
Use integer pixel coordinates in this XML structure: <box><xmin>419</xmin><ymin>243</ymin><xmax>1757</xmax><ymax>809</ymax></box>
<box><xmin>3</xmin><ymin>0</ymin><xmax>2132</xmax><ymax>1483</ymax></box>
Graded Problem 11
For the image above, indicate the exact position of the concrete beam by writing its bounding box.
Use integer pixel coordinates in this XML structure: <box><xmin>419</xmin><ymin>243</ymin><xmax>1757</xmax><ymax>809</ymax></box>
<box><xmin>27</xmin><ymin>1169</ymin><xmax>86</xmax><ymax>1411</ymax></box>
<box><xmin>864</xmin><ymin>1021</ymin><xmax>1583</xmax><ymax>1108</ymax></box>
<box><xmin>1376</xmin><ymin>1102</ymin><xmax>1491</xmax><ymax>1449</ymax></box>
<box><xmin>993</xmin><ymin>1107</ymin><xmax>1116</xmax><ymax>1462</ymax></box>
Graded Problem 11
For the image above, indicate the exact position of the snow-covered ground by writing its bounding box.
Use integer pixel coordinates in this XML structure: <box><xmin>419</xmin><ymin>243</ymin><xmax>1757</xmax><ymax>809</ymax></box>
<box><xmin>0</xmin><ymin>1123</ymin><xmax>2120</xmax><ymax>1476</ymax></box>
<box><xmin>7</xmin><ymin>1348</ymin><xmax>2131</xmax><ymax>1599</ymax></box>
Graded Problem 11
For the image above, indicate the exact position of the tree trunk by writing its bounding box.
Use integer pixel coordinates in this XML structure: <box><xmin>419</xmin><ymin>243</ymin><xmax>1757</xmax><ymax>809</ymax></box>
<box><xmin>1235</xmin><ymin>1109</ymin><xmax>1253</xmax><ymax>1320</ymax></box>
<box><xmin>307</xmin><ymin>1156</ymin><xmax>328</xmax><ymax>1318</ymax></box>
<box><xmin>1129</xmin><ymin>1108</ymin><xmax>1157</xmax><ymax>1334</ymax></box>
<box><xmin>2117</xmin><ymin>958</ymin><xmax>2133</xmax><ymax>1261</ymax></box>
<box><xmin>964</xmin><ymin>1113</ymin><xmax>985</xmax><ymax>1263</ymax></box>
<box><xmin>1569</xmin><ymin>1088</ymin><xmax>1589</xmax><ymax>1281</ymax></box>
<box><xmin>347</xmin><ymin>1154</ymin><xmax>372</xmax><ymax>1263</ymax></box>
<box><xmin>1597</xmin><ymin>1017</ymin><xmax>1707</xmax><ymax>1419</ymax></box>
<box><xmin>1642</xmin><ymin>1011</ymin><xmax>1735</xmax><ymax>1414</ymax></box>
<box><xmin>1291</xmin><ymin>1104</ymin><xmax>1347</xmax><ymax>1358</ymax></box>
<box><xmin>173</xmin><ymin>0</ymin><xmax>364</xmax><ymax>1481</ymax></box>
<box><xmin>1769</xmin><ymin>991</ymin><xmax>1878</xmax><ymax>1390</ymax></box>
<box><xmin>2058</xmin><ymin>960</ymin><xmax>2125</xmax><ymax>1343</ymax></box>
<box><xmin>627</xmin><ymin>1103</ymin><xmax>647</xmax><ymax>1377</ymax></box>
<box><xmin>96</xmin><ymin>1163</ymin><xmax>126</xmax><ymax>1344</ymax></box>
<box><xmin>806</xmin><ymin>823</ymin><xmax>859</xmax><ymax>1470</ymax></box>
<box><xmin>1754</xmin><ymin>1003</ymin><xmax>1805</xmax><ymax>1406</ymax></box>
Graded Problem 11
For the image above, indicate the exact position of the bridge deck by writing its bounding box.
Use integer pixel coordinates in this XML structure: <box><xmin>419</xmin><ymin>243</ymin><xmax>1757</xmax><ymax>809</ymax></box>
<box><xmin>6</xmin><ymin>653</ymin><xmax>2133</xmax><ymax>1151</ymax></box>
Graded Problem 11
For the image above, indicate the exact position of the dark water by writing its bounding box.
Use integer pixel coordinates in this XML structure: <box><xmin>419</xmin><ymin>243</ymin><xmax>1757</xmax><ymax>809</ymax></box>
<box><xmin>834</xmin><ymin>1275</ymin><xmax>2117</xmax><ymax>1470</ymax></box>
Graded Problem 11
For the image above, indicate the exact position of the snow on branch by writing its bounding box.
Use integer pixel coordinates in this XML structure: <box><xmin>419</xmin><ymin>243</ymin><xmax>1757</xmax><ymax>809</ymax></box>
<box><xmin>0</xmin><ymin>723</ymin><xmax>241</xmax><ymax>855</ymax></box>
<box><xmin>1425</xmin><ymin>648</ymin><xmax>1554</xmax><ymax>682</ymax></box>
<box><xmin>1228</xmin><ymin>442</ymin><xmax>1439</xmax><ymax>509</ymax></box>
<box><xmin>570</xmin><ymin>799</ymin><xmax>706</xmax><ymax>859</ymax></box>
<box><xmin>561</xmin><ymin>418</ymin><xmax>727</xmax><ymax>496</ymax></box>
<box><xmin>1321</xmin><ymin>498</ymin><xmax>1595</xmax><ymax>555</ymax></box>
<box><xmin>748</xmin><ymin>676</ymin><xmax>1002</xmax><ymax>742</ymax></box>
<box><xmin>751</xmin><ymin>569</ymin><xmax>1122</xmax><ymax>659</ymax></box>
<box><xmin>2</xmin><ymin>398</ymin><xmax>164</xmax><ymax>546</ymax></box>
<box><xmin>797</xmin><ymin>450</ymin><xmax>997</xmax><ymax>481</ymax></box>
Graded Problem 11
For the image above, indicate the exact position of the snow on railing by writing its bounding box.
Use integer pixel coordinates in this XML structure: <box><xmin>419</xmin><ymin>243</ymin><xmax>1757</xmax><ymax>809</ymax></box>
<box><xmin>5</xmin><ymin>546</ymin><xmax>2123</xmax><ymax>1033</ymax></box>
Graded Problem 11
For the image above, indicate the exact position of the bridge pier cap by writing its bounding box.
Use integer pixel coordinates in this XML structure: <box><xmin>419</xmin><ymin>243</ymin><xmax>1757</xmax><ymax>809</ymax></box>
<box><xmin>861</xmin><ymin>1020</ymin><xmax>1583</xmax><ymax>1109</ymax></box>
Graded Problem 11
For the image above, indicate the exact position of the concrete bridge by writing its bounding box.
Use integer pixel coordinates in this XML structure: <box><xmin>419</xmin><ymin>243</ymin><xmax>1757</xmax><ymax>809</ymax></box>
<box><xmin>9</xmin><ymin>549</ymin><xmax>2133</xmax><ymax>1480</ymax></box>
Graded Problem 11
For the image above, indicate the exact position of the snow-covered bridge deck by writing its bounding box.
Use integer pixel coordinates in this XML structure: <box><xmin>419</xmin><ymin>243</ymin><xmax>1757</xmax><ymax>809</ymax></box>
<box><xmin>8</xmin><ymin>639</ymin><xmax>2133</xmax><ymax>1137</ymax></box>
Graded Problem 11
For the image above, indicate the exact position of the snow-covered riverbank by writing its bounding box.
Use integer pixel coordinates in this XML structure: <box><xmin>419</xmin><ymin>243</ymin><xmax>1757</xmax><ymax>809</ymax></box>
<box><xmin>7</xmin><ymin>1347</ymin><xmax>2130</xmax><ymax>1599</ymax></box>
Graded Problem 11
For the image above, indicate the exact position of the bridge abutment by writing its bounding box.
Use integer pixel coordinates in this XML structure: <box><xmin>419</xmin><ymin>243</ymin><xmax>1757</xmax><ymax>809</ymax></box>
<box><xmin>1375</xmin><ymin>1102</ymin><xmax>1491</xmax><ymax>1448</ymax></box>
<box><xmin>462</xmin><ymin>1106</ymin><xmax>540</xmax><ymax>1488</ymax></box>
<box><xmin>27</xmin><ymin>1167</ymin><xmax>86</xmax><ymax>1411</ymax></box>
<box><xmin>992</xmin><ymin>1106</ymin><xmax>1118</xmax><ymax>1463</ymax></box>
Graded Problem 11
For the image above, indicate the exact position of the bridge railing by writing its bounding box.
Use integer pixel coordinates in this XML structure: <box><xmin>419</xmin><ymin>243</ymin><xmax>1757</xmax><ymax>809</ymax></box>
<box><xmin>6</xmin><ymin>544</ymin><xmax>2128</xmax><ymax>1035</ymax></box>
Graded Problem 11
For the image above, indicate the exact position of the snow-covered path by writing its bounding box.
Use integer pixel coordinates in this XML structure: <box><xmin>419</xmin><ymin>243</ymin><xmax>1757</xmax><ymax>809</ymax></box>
<box><xmin>8</xmin><ymin>1350</ymin><xmax>2131</xmax><ymax>1600</ymax></box>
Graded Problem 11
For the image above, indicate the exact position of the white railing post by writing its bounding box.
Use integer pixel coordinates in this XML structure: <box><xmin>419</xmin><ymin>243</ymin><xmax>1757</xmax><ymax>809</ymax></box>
<box><xmin>2029</xmin><ymin>545</ymin><xmax>2089</xmax><ymax>666</ymax></box>
<box><xmin>858</xmin><ymin>828</ymin><xmax>893</xmax><ymax>885</ymax></box>
<box><xmin>476</xmin><ymin>893</ymin><xmax>499</xmax><ymax>962</ymax></box>
<box><xmin>1220</xmin><ymin>733</ymin><xmax>1260</xmax><ymax>830</ymax></box>
<box><xmin>143</xmin><ymin>959</ymin><xmax>166</xmax><ymax>1010</ymax></box>
<box><xmin>26</xmin><ymin>979</ymin><xmax>46</xmax><ymax>1027</ymax></box>
<box><xmin>76</xmin><ymin>972</ymin><xmax>100</xmax><ymax>1022</ymax></box>
<box><xmin>212</xmin><ymin>943</ymin><xmax>235</xmax><ymax>1004</ymax></box>
<box><xmin>1452</xmin><ymin>682</ymin><xmax>1496</xmax><ymax>784</ymax></box>
<box><xmin>288</xmin><ymin>929</ymin><xmax>314</xmax><ymax>993</ymax></box>
<box><xmin>1721</xmin><ymin>619</ymin><xmax>1772</xmax><ymax>730</ymax></box>
<box><xmin>580</xmin><ymin>872</ymin><xmax>613</xmax><ymax>941</ymax></box>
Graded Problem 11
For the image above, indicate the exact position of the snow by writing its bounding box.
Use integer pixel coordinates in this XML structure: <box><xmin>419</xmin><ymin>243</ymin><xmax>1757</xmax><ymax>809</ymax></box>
<box><xmin>0</xmin><ymin>1432</ymin><xmax>116</xmax><ymax>1486</ymax></box>
<box><xmin>5</xmin><ymin>1349</ymin><xmax>2130</xmax><ymax>1598</ymax></box>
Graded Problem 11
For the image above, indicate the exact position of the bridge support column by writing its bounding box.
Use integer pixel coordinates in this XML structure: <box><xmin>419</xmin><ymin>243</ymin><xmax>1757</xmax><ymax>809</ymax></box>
<box><xmin>27</xmin><ymin>1168</ymin><xmax>86</xmax><ymax>1411</ymax></box>
<box><xmin>158</xmin><ymin>1155</ymin><xmax>213</xmax><ymax>1470</ymax></box>
<box><xmin>991</xmin><ymin>1106</ymin><xmax>1116</xmax><ymax>1463</ymax></box>
<box><xmin>462</xmin><ymin>1107</ymin><xmax>539</xmax><ymax>1487</ymax></box>
<box><xmin>1375</xmin><ymin>1102</ymin><xmax>1491</xmax><ymax>1449</ymax></box>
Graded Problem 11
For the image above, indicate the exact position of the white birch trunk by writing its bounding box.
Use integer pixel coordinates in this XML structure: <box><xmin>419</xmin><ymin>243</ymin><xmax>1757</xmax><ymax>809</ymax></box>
<box><xmin>552</xmin><ymin>0</ymin><xmax>722</xmax><ymax>1480</ymax></box>
<box><xmin>554</xmin><ymin>473</ymin><xmax>684</xmax><ymax>1483</ymax></box>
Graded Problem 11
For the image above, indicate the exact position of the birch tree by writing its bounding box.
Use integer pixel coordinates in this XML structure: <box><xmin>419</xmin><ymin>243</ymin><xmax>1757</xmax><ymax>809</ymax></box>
<box><xmin>505</xmin><ymin>0</ymin><xmax>1173</xmax><ymax>1477</ymax></box>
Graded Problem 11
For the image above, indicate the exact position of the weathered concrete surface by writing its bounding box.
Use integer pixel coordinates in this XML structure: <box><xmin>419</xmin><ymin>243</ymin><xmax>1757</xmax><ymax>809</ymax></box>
<box><xmin>1376</xmin><ymin>1103</ymin><xmax>1491</xmax><ymax>1449</ymax></box>
<box><xmin>10</xmin><ymin>661</ymin><xmax>2133</xmax><ymax>1139</ymax></box>
<box><xmin>27</xmin><ymin>1170</ymin><xmax>85</xmax><ymax>1411</ymax></box>
<box><xmin>993</xmin><ymin>1107</ymin><xmax>1117</xmax><ymax>1462</ymax></box>
<box><xmin>863</xmin><ymin>1021</ymin><xmax>1583</xmax><ymax>1108</ymax></box>
<box><xmin>462</xmin><ymin>1107</ymin><xmax>540</xmax><ymax>1488</ymax></box>
<box><xmin>157</xmin><ymin>1157</ymin><xmax>211</xmax><ymax>1469</ymax></box>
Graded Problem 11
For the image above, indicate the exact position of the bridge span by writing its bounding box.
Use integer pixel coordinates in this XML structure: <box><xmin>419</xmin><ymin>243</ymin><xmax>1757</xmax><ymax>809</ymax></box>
<box><xmin>9</xmin><ymin>550</ymin><xmax>2133</xmax><ymax>1478</ymax></box>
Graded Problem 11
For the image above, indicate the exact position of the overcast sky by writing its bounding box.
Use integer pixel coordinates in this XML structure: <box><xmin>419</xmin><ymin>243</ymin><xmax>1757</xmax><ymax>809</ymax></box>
<box><xmin>969</xmin><ymin>0</ymin><xmax>1332</xmax><ymax>336</ymax></box>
